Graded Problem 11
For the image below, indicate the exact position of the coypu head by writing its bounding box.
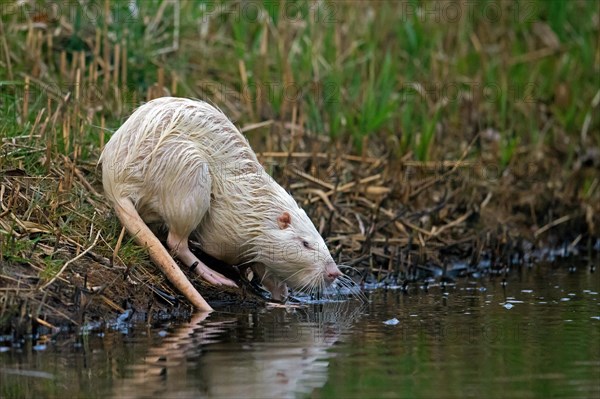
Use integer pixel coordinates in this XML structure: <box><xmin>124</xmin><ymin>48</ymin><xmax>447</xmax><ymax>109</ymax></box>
<box><xmin>249</xmin><ymin>206</ymin><xmax>342</xmax><ymax>296</ymax></box>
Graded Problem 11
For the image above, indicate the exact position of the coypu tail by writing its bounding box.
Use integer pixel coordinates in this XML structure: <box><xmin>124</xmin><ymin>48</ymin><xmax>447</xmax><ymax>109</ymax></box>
<box><xmin>112</xmin><ymin>197</ymin><xmax>213</xmax><ymax>311</ymax></box>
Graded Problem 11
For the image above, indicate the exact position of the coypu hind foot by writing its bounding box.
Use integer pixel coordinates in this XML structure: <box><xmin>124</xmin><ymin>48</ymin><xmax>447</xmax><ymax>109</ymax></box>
<box><xmin>166</xmin><ymin>230</ymin><xmax>237</xmax><ymax>287</ymax></box>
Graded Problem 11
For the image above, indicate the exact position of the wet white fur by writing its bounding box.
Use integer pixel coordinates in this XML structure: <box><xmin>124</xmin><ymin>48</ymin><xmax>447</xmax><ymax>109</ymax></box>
<box><xmin>100</xmin><ymin>97</ymin><xmax>340</xmax><ymax>301</ymax></box>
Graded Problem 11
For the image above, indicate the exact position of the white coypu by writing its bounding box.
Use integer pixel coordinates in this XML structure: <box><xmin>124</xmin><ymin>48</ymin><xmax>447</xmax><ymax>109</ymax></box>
<box><xmin>100</xmin><ymin>97</ymin><xmax>343</xmax><ymax>311</ymax></box>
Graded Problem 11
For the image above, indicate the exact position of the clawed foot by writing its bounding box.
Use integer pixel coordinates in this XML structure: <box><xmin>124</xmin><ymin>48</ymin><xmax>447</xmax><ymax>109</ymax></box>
<box><xmin>167</xmin><ymin>233</ymin><xmax>238</xmax><ymax>288</ymax></box>
<box><xmin>191</xmin><ymin>261</ymin><xmax>237</xmax><ymax>287</ymax></box>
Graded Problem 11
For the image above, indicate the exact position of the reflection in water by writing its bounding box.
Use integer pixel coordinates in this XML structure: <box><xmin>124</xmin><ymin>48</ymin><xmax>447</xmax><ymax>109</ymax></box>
<box><xmin>112</xmin><ymin>301</ymin><xmax>364</xmax><ymax>399</ymax></box>
<box><xmin>2</xmin><ymin>263</ymin><xmax>598</xmax><ymax>399</ymax></box>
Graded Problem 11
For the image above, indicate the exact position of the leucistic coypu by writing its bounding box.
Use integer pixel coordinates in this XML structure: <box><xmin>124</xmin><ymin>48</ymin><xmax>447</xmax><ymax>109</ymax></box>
<box><xmin>100</xmin><ymin>97</ymin><xmax>343</xmax><ymax>311</ymax></box>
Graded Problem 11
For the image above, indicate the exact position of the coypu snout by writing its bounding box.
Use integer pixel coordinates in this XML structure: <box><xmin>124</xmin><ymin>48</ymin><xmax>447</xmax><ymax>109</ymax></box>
<box><xmin>324</xmin><ymin>262</ymin><xmax>343</xmax><ymax>284</ymax></box>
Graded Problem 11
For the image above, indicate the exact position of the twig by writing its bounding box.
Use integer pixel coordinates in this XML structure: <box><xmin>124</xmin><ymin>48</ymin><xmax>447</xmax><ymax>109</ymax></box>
<box><xmin>0</xmin><ymin>18</ymin><xmax>13</xmax><ymax>80</ymax></box>
<box><xmin>34</xmin><ymin>317</ymin><xmax>56</xmax><ymax>330</ymax></box>
<box><xmin>289</xmin><ymin>168</ymin><xmax>334</xmax><ymax>190</ymax></box>
<box><xmin>396</xmin><ymin>219</ymin><xmax>432</xmax><ymax>236</ymax></box>
<box><xmin>113</xmin><ymin>226</ymin><xmax>126</xmax><ymax>266</ymax></box>
<box><xmin>152</xmin><ymin>0</ymin><xmax>181</xmax><ymax>55</ymax></box>
<box><xmin>402</xmin><ymin>160</ymin><xmax>476</xmax><ymax>168</ymax></box>
<box><xmin>259</xmin><ymin>151</ymin><xmax>379</xmax><ymax>163</ymax></box>
<box><xmin>336</xmin><ymin>174</ymin><xmax>382</xmax><ymax>193</ymax></box>
<box><xmin>509</xmin><ymin>47</ymin><xmax>558</xmax><ymax>66</ymax></box>
<box><xmin>62</xmin><ymin>155</ymin><xmax>101</xmax><ymax>196</ymax></box>
<box><xmin>410</xmin><ymin>133</ymin><xmax>480</xmax><ymax>199</ymax></box>
<box><xmin>241</xmin><ymin>120</ymin><xmax>273</xmax><ymax>133</ymax></box>
<box><xmin>30</xmin><ymin>297</ymin><xmax>79</xmax><ymax>325</ymax></box>
<box><xmin>534</xmin><ymin>214</ymin><xmax>573</xmax><ymax>238</ymax></box>
<box><xmin>40</xmin><ymin>230</ymin><xmax>101</xmax><ymax>290</ymax></box>
<box><xmin>300</xmin><ymin>188</ymin><xmax>335</xmax><ymax>211</ymax></box>
<box><xmin>430</xmin><ymin>211</ymin><xmax>473</xmax><ymax>238</ymax></box>
<box><xmin>101</xmin><ymin>295</ymin><xmax>126</xmax><ymax>313</ymax></box>
<box><xmin>309</xmin><ymin>174</ymin><xmax>383</xmax><ymax>204</ymax></box>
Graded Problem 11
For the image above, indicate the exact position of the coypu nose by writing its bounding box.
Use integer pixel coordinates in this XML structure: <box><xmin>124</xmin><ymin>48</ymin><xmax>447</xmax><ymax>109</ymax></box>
<box><xmin>325</xmin><ymin>267</ymin><xmax>342</xmax><ymax>283</ymax></box>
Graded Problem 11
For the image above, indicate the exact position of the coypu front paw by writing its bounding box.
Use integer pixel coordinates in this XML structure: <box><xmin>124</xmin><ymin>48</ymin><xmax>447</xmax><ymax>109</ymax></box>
<box><xmin>191</xmin><ymin>261</ymin><xmax>238</xmax><ymax>287</ymax></box>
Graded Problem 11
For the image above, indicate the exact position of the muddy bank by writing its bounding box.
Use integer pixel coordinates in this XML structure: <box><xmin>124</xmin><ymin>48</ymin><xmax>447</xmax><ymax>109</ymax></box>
<box><xmin>1</xmin><ymin>133</ymin><xmax>598</xmax><ymax>334</ymax></box>
<box><xmin>0</xmin><ymin>0</ymin><xmax>598</xmax><ymax>335</ymax></box>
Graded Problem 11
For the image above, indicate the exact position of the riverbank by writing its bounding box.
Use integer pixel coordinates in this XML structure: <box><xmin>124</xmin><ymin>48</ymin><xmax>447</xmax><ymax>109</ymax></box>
<box><xmin>1</xmin><ymin>1</ymin><xmax>598</xmax><ymax>332</ymax></box>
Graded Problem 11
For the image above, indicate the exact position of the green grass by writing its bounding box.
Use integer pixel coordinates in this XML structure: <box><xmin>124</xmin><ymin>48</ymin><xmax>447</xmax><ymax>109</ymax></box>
<box><xmin>1</xmin><ymin>0</ymin><xmax>597</xmax><ymax>160</ymax></box>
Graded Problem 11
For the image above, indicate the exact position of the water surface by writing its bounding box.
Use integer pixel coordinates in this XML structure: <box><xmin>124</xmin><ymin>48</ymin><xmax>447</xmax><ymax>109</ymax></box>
<box><xmin>1</xmin><ymin>262</ymin><xmax>599</xmax><ymax>398</ymax></box>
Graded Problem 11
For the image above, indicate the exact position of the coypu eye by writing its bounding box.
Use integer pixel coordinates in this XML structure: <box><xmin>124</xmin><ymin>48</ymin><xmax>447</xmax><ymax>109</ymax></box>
<box><xmin>302</xmin><ymin>240</ymin><xmax>311</xmax><ymax>249</ymax></box>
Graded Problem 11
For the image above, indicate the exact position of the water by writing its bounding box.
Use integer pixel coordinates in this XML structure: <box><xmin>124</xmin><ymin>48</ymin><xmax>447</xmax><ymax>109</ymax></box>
<box><xmin>1</xmin><ymin>263</ymin><xmax>599</xmax><ymax>399</ymax></box>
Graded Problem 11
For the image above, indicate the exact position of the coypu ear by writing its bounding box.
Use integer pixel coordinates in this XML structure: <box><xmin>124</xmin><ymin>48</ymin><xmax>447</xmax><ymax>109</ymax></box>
<box><xmin>277</xmin><ymin>212</ymin><xmax>291</xmax><ymax>229</ymax></box>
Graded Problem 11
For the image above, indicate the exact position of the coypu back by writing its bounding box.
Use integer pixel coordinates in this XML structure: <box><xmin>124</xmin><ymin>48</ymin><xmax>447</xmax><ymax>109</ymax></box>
<box><xmin>100</xmin><ymin>97</ymin><xmax>260</xmax><ymax>209</ymax></box>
